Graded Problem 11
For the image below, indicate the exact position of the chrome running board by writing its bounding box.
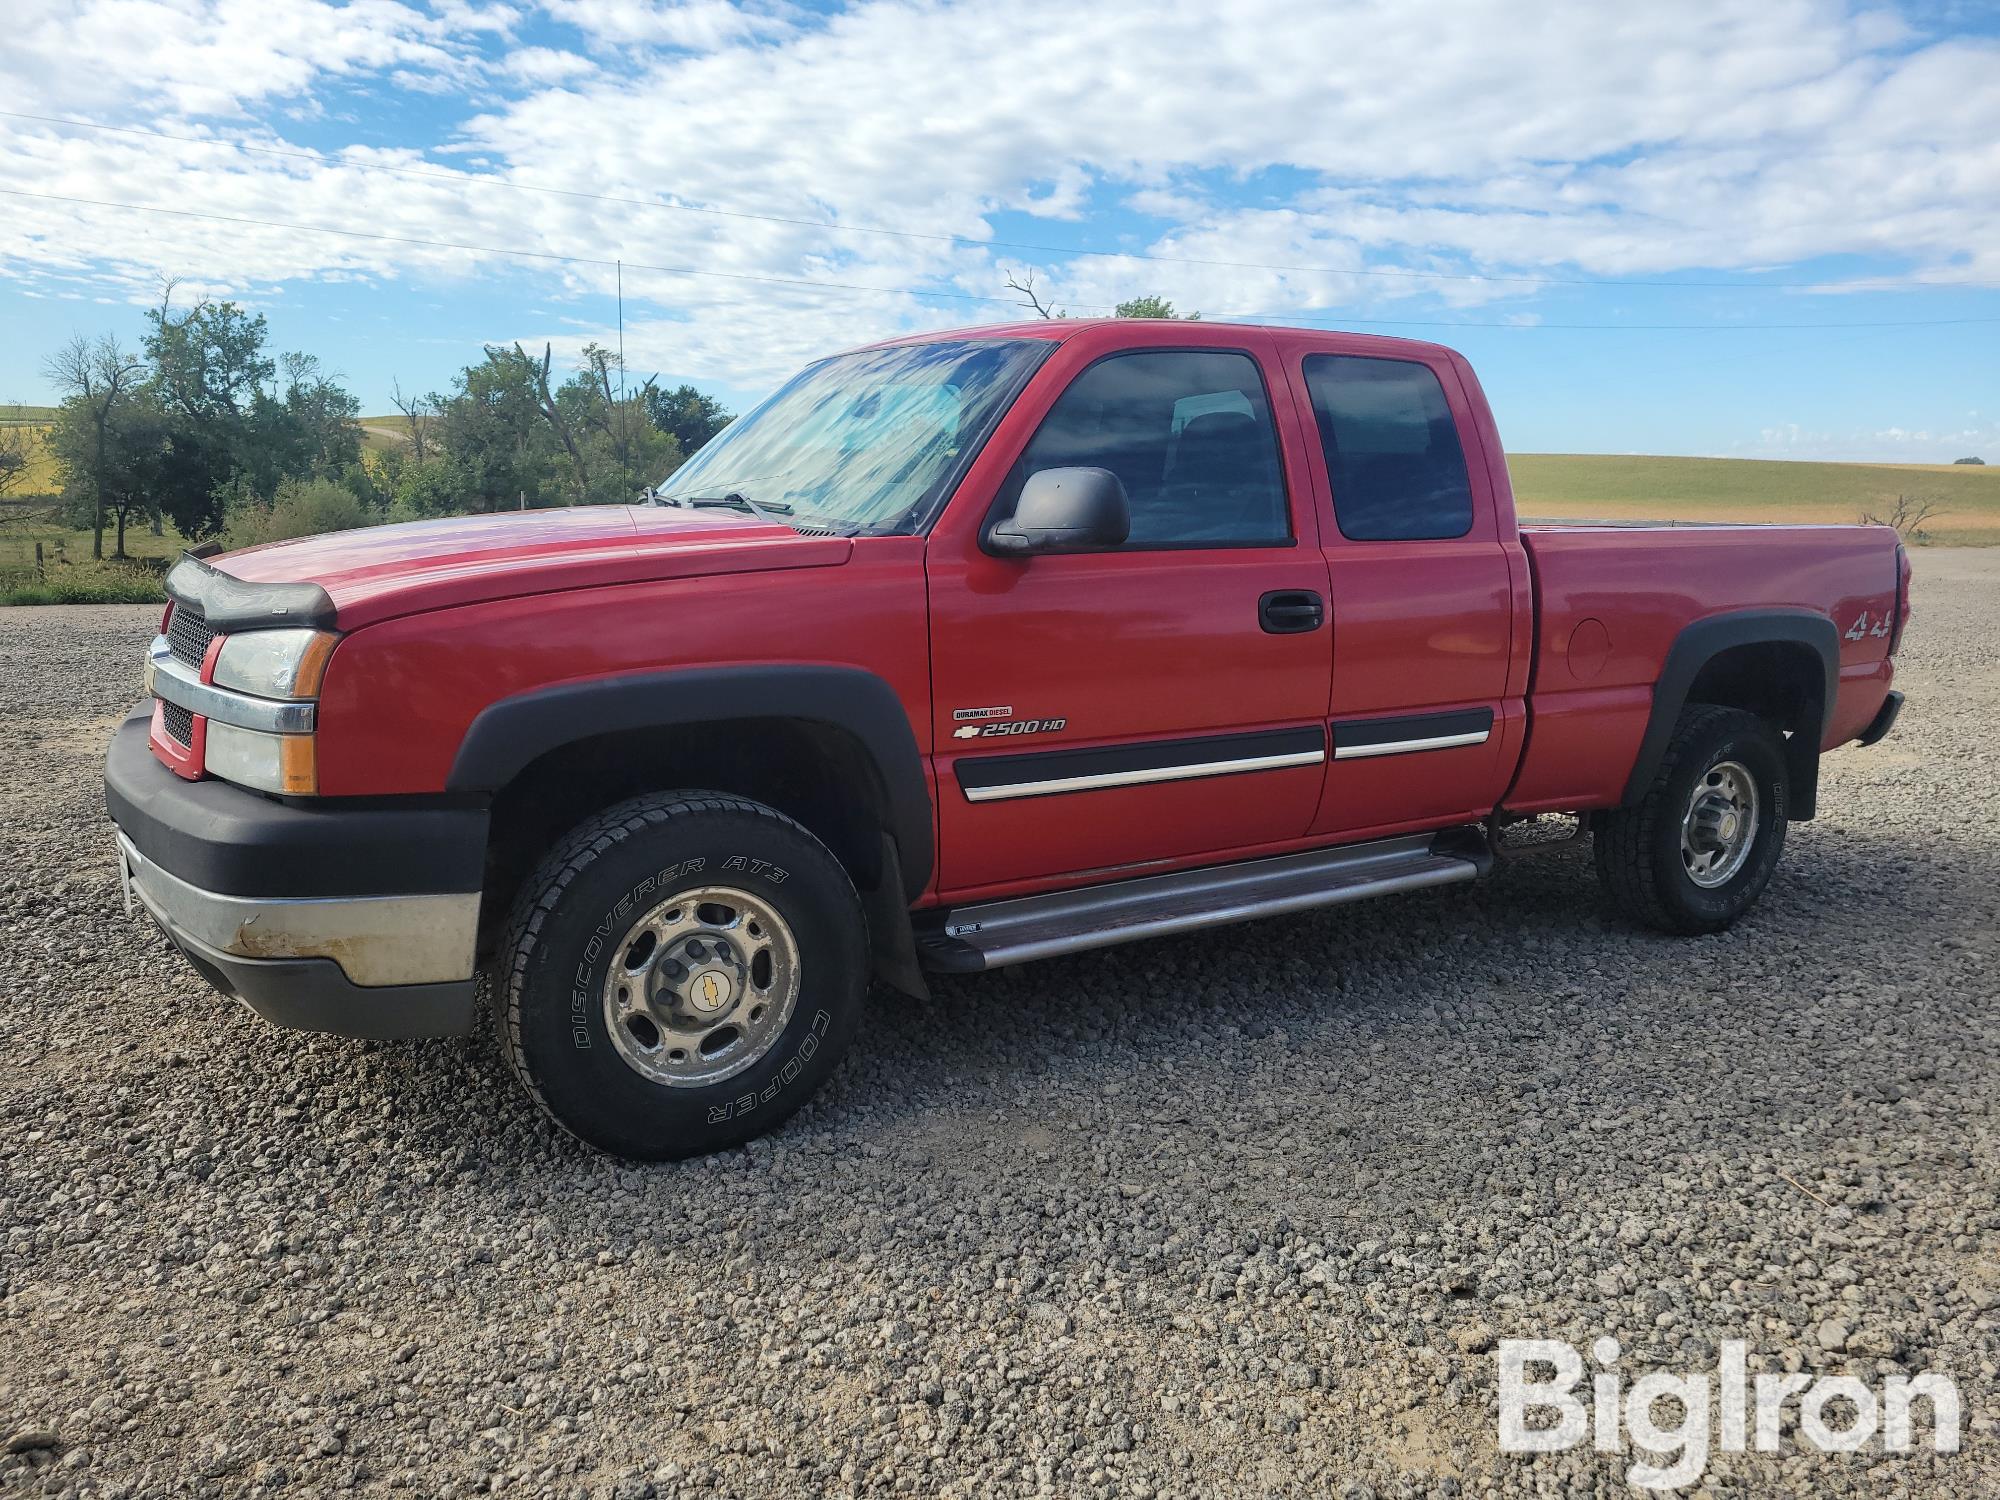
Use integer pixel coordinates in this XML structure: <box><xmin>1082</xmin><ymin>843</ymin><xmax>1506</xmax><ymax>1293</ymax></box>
<box><xmin>917</xmin><ymin>830</ymin><xmax>1489</xmax><ymax>972</ymax></box>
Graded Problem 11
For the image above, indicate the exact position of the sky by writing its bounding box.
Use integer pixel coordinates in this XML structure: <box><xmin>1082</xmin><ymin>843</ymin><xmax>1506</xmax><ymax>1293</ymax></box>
<box><xmin>1</xmin><ymin>0</ymin><xmax>1996</xmax><ymax>462</ymax></box>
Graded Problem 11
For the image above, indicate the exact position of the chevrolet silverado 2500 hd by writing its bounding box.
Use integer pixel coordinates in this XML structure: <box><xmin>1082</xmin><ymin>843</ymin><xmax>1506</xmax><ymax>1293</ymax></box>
<box><xmin>106</xmin><ymin>319</ymin><xmax>1909</xmax><ymax>1159</ymax></box>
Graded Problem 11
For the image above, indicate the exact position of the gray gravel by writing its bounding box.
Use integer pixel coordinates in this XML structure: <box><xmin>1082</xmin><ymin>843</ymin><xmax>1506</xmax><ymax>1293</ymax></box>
<box><xmin>2</xmin><ymin>553</ymin><xmax>1997</xmax><ymax>1498</ymax></box>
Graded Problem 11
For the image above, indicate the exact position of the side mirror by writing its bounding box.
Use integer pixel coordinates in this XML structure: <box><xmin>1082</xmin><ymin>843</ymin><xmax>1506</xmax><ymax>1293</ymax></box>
<box><xmin>986</xmin><ymin>467</ymin><xmax>1131</xmax><ymax>556</ymax></box>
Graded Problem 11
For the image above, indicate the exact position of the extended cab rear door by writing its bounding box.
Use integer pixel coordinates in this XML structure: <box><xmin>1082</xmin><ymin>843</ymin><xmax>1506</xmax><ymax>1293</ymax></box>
<box><xmin>926</xmin><ymin>325</ymin><xmax>1334</xmax><ymax>898</ymax></box>
<box><xmin>1274</xmin><ymin>335</ymin><xmax>1530</xmax><ymax>841</ymax></box>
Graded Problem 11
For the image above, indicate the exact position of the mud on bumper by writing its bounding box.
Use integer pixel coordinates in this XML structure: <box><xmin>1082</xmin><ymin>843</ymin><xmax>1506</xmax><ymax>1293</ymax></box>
<box><xmin>105</xmin><ymin>709</ymin><xmax>486</xmax><ymax>1039</ymax></box>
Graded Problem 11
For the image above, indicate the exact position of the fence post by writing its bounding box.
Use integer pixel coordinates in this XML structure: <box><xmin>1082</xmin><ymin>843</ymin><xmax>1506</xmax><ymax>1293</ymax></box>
<box><xmin>34</xmin><ymin>542</ymin><xmax>44</xmax><ymax>580</ymax></box>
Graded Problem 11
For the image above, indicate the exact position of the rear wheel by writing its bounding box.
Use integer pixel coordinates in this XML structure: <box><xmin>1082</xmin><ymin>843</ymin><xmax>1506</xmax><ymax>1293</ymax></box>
<box><xmin>1594</xmin><ymin>705</ymin><xmax>1789</xmax><ymax>934</ymax></box>
<box><xmin>495</xmin><ymin>792</ymin><xmax>867</xmax><ymax>1159</ymax></box>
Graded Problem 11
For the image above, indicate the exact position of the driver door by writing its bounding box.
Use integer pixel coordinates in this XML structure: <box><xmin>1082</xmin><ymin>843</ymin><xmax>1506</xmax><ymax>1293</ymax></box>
<box><xmin>926</xmin><ymin>333</ymin><xmax>1333</xmax><ymax>899</ymax></box>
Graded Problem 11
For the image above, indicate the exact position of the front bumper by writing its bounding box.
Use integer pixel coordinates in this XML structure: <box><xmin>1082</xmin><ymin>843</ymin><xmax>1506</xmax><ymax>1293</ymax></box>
<box><xmin>105</xmin><ymin>709</ymin><xmax>486</xmax><ymax>1038</ymax></box>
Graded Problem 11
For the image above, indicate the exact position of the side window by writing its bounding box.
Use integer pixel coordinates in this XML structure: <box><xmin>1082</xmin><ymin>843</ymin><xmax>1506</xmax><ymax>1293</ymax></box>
<box><xmin>1303</xmin><ymin>355</ymin><xmax>1474</xmax><ymax>541</ymax></box>
<box><xmin>1009</xmin><ymin>350</ymin><xmax>1289</xmax><ymax>547</ymax></box>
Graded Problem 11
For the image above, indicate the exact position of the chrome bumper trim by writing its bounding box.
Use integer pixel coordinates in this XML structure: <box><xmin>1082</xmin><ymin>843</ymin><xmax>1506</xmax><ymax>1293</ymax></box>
<box><xmin>146</xmin><ymin>636</ymin><xmax>316</xmax><ymax>735</ymax></box>
<box><xmin>118</xmin><ymin>833</ymin><xmax>478</xmax><ymax>988</ymax></box>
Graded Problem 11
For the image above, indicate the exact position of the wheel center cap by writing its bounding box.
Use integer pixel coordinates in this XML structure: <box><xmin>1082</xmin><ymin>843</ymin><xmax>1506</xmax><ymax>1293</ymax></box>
<box><xmin>690</xmin><ymin>969</ymin><xmax>735</xmax><ymax>1014</ymax></box>
<box><xmin>1716</xmin><ymin>811</ymin><xmax>1739</xmax><ymax>842</ymax></box>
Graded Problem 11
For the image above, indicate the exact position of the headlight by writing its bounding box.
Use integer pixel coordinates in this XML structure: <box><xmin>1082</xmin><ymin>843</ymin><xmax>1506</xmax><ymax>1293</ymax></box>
<box><xmin>210</xmin><ymin>629</ymin><xmax>337</xmax><ymax>700</ymax></box>
<box><xmin>205</xmin><ymin>721</ymin><xmax>318</xmax><ymax>796</ymax></box>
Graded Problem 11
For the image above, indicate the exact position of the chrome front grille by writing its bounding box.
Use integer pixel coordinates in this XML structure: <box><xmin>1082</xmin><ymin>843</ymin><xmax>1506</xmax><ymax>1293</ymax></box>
<box><xmin>165</xmin><ymin>603</ymin><xmax>215</xmax><ymax>670</ymax></box>
<box><xmin>161</xmin><ymin>700</ymin><xmax>195</xmax><ymax>746</ymax></box>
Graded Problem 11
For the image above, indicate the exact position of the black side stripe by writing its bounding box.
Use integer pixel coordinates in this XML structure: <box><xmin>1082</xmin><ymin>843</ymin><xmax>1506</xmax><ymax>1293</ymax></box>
<box><xmin>1333</xmin><ymin>707</ymin><xmax>1494</xmax><ymax>759</ymax></box>
<box><xmin>957</xmin><ymin>725</ymin><xmax>1326</xmax><ymax>801</ymax></box>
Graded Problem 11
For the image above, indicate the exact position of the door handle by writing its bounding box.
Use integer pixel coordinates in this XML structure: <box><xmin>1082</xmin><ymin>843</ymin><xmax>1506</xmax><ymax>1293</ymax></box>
<box><xmin>1259</xmin><ymin>589</ymin><xmax>1324</xmax><ymax>634</ymax></box>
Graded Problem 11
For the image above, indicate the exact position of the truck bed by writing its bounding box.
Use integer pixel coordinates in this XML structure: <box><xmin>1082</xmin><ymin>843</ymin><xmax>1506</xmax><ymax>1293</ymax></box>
<box><xmin>1506</xmin><ymin>522</ymin><xmax>1902</xmax><ymax>814</ymax></box>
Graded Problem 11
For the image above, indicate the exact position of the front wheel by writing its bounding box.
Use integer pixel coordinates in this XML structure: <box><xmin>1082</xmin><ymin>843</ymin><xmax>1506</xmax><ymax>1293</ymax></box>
<box><xmin>1594</xmin><ymin>705</ymin><xmax>1789</xmax><ymax>935</ymax></box>
<box><xmin>495</xmin><ymin>792</ymin><xmax>868</xmax><ymax>1159</ymax></box>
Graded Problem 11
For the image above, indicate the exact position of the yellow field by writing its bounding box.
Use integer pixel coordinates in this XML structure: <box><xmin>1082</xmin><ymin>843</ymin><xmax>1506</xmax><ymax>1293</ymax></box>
<box><xmin>0</xmin><ymin>414</ymin><xmax>61</xmax><ymax>494</ymax></box>
<box><xmin>1509</xmin><ymin>452</ymin><xmax>1999</xmax><ymax>544</ymax></box>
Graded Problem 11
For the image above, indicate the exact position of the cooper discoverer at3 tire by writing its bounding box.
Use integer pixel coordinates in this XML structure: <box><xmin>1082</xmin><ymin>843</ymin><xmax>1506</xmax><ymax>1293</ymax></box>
<box><xmin>495</xmin><ymin>792</ymin><xmax>868</xmax><ymax>1160</ymax></box>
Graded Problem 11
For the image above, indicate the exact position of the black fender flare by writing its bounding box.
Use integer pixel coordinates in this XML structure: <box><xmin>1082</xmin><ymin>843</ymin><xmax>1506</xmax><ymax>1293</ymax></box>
<box><xmin>1622</xmin><ymin>609</ymin><xmax>1838</xmax><ymax>819</ymax></box>
<box><xmin>447</xmin><ymin>665</ymin><xmax>933</xmax><ymax>899</ymax></box>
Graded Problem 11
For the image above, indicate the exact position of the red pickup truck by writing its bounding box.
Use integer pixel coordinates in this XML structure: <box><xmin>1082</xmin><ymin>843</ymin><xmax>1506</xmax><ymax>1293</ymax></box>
<box><xmin>106</xmin><ymin>319</ymin><xmax>1908</xmax><ymax>1159</ymax></box>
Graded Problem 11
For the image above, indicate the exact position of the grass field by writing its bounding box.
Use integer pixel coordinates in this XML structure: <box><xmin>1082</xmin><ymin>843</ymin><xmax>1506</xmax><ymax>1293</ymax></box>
<box><xmin>1510</xmin><ymin>452</ymin><xmax>1998</xmax><ymax>544</ymax></box>
<box><xmin>0</xmin><ymin>502</ymin><xmax>181</xmax><ymax>604</ymax></box>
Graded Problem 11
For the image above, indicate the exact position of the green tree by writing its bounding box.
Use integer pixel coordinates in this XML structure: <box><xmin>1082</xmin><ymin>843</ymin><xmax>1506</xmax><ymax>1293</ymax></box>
<box><xmin>142</xmin><ymin>295</ymin><xmax>276</xmax><ymax>536</ymax></box>
<box><xmin>1114</xmin><ymin>294</ymin><xmax>1198</xmax><ymax>320</ymax></box>
<box><xmin>102</xmin><ymin>396</ymin><xmax>173</xmax><ymax>559</ymax></box>
<box><xmin>145</xmin><ymin>298</ymin><xmax>274</xmax><ymax>430</ymax></box>
<box><xmin>237</xmin><ymin>352</ymin><xmax>364</xmax><ymax>497</ymax></box>
<box><xmin>48</xmin><ymin>383</ymin><xmax>169</xmax><ymax>559</ymax></box>
<box><xmin>42</xmin><ymin>334</ymin><xmax>147</xmax><ymax>559</ymax></box>
<box><xmin>643</xmin><ymin>383</ymin><xmax>732</xmax><ymax>458</ymax></box>
<box><xmin>516</xmin><ymin>342</ymin><xmax>593</xmax><ymax>501</ymax></box>
<box><xmin>435</xmin><ymin>347</ymin><xmax>554</xmax><ymax>510</ymax></box>
<box><xmin>390</xmin><ymin>454</ymin><xmax>477</xmax><ymax>518</ymax></box>
<box><xmin>564</xmin><ymin>345</ymin><xmax>683</xmax><ymax>503</ymax></box>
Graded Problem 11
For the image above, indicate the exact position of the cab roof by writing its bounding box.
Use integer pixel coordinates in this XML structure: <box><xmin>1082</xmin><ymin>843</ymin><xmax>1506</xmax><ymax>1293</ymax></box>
<box><xmin>858</xmin><ymin>317</ymin><xmax>1459</xmax><ymax>362</ymax></box>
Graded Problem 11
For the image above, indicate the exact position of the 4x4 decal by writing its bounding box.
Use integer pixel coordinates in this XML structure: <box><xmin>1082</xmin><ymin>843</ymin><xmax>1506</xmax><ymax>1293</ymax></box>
<box><xmin>1845</xmin><ymin>611</ymin><xmax>1892</xmax><ymax>642</ymax></box>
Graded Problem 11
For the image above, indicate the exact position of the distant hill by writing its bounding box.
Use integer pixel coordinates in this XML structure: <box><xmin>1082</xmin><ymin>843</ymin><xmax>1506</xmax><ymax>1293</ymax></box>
<box><xmin>1510</xmin><ymin>452</ymin><xmax>1999</xmax><ymax>545</ymax></box>
<box><xmin>358</xmin><ymin>416</ymin><xmax>410</xmax><ymax>457</ymax></box>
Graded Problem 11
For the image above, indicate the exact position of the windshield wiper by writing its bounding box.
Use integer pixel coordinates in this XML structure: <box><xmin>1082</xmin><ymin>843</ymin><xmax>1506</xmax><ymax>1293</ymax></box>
<box><xmin>680</xmin><ymin>492</ymin><xmax>795</xmax><ymax>525</ymax></box>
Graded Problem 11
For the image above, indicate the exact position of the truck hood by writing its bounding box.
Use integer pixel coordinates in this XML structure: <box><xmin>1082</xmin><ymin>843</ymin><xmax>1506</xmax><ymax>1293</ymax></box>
<box><xmin>213</xmin><ymin>505</ymin><xmax>852</xmax><ymax>630</ymax></box>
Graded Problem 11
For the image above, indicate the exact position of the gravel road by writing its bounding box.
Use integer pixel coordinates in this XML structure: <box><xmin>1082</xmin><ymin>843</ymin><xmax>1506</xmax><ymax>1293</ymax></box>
<box><xmin>2</xmin><ymin>553</ymin><xmax>1995</xmax><ymax>1499</ymax></box>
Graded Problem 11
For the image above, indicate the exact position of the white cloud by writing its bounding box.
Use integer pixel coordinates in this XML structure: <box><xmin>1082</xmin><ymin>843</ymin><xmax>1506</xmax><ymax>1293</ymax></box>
<box><xmin>537</xmin><ymin>0</ymin><xmax>788</xmax><ymax>51</ymax></box>
<box><xmin>1745</xmin><ymin>417</ymin><xmax>2000</xmax><ymax>462</ymax></box>
<box><xmin>2</xmin><ymin>0</ymin><xmax>500</xmax><ymax>116</ymax></box>
<box><xmin>502</xmin><ymin>45</ymin><xmax>598</xmax><ymax>84</ymax></box>
<box><xmin>0</xmin><ymin>0</ymin><xmax>1996</xmax><ymax>398</ymax></box>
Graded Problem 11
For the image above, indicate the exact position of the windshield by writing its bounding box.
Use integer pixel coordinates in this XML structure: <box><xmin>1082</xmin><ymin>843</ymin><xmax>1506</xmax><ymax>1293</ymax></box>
<box><xmin>656</xmin><ymin>337</ymin><xmax>1052</xmax><ymax>533</ymax></box>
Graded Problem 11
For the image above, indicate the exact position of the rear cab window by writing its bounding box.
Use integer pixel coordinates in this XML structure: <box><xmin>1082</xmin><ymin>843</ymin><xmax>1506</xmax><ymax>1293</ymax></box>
<box><xmin>1303</xmin><ymin>355</ymin><xmax>1474</xmax><ymax>542</ymax></box>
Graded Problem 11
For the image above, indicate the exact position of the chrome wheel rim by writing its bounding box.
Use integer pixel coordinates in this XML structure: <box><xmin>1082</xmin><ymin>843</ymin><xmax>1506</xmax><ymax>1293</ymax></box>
<box><xmin>601</xmin><ymin>885</ymin><xmax>801</xmax><ymax>1088</ymax></box>
<box><xmin>1680</xmin><ymin>759</ymin><xmax>1759</xmax><ymax>889</ymax></box>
